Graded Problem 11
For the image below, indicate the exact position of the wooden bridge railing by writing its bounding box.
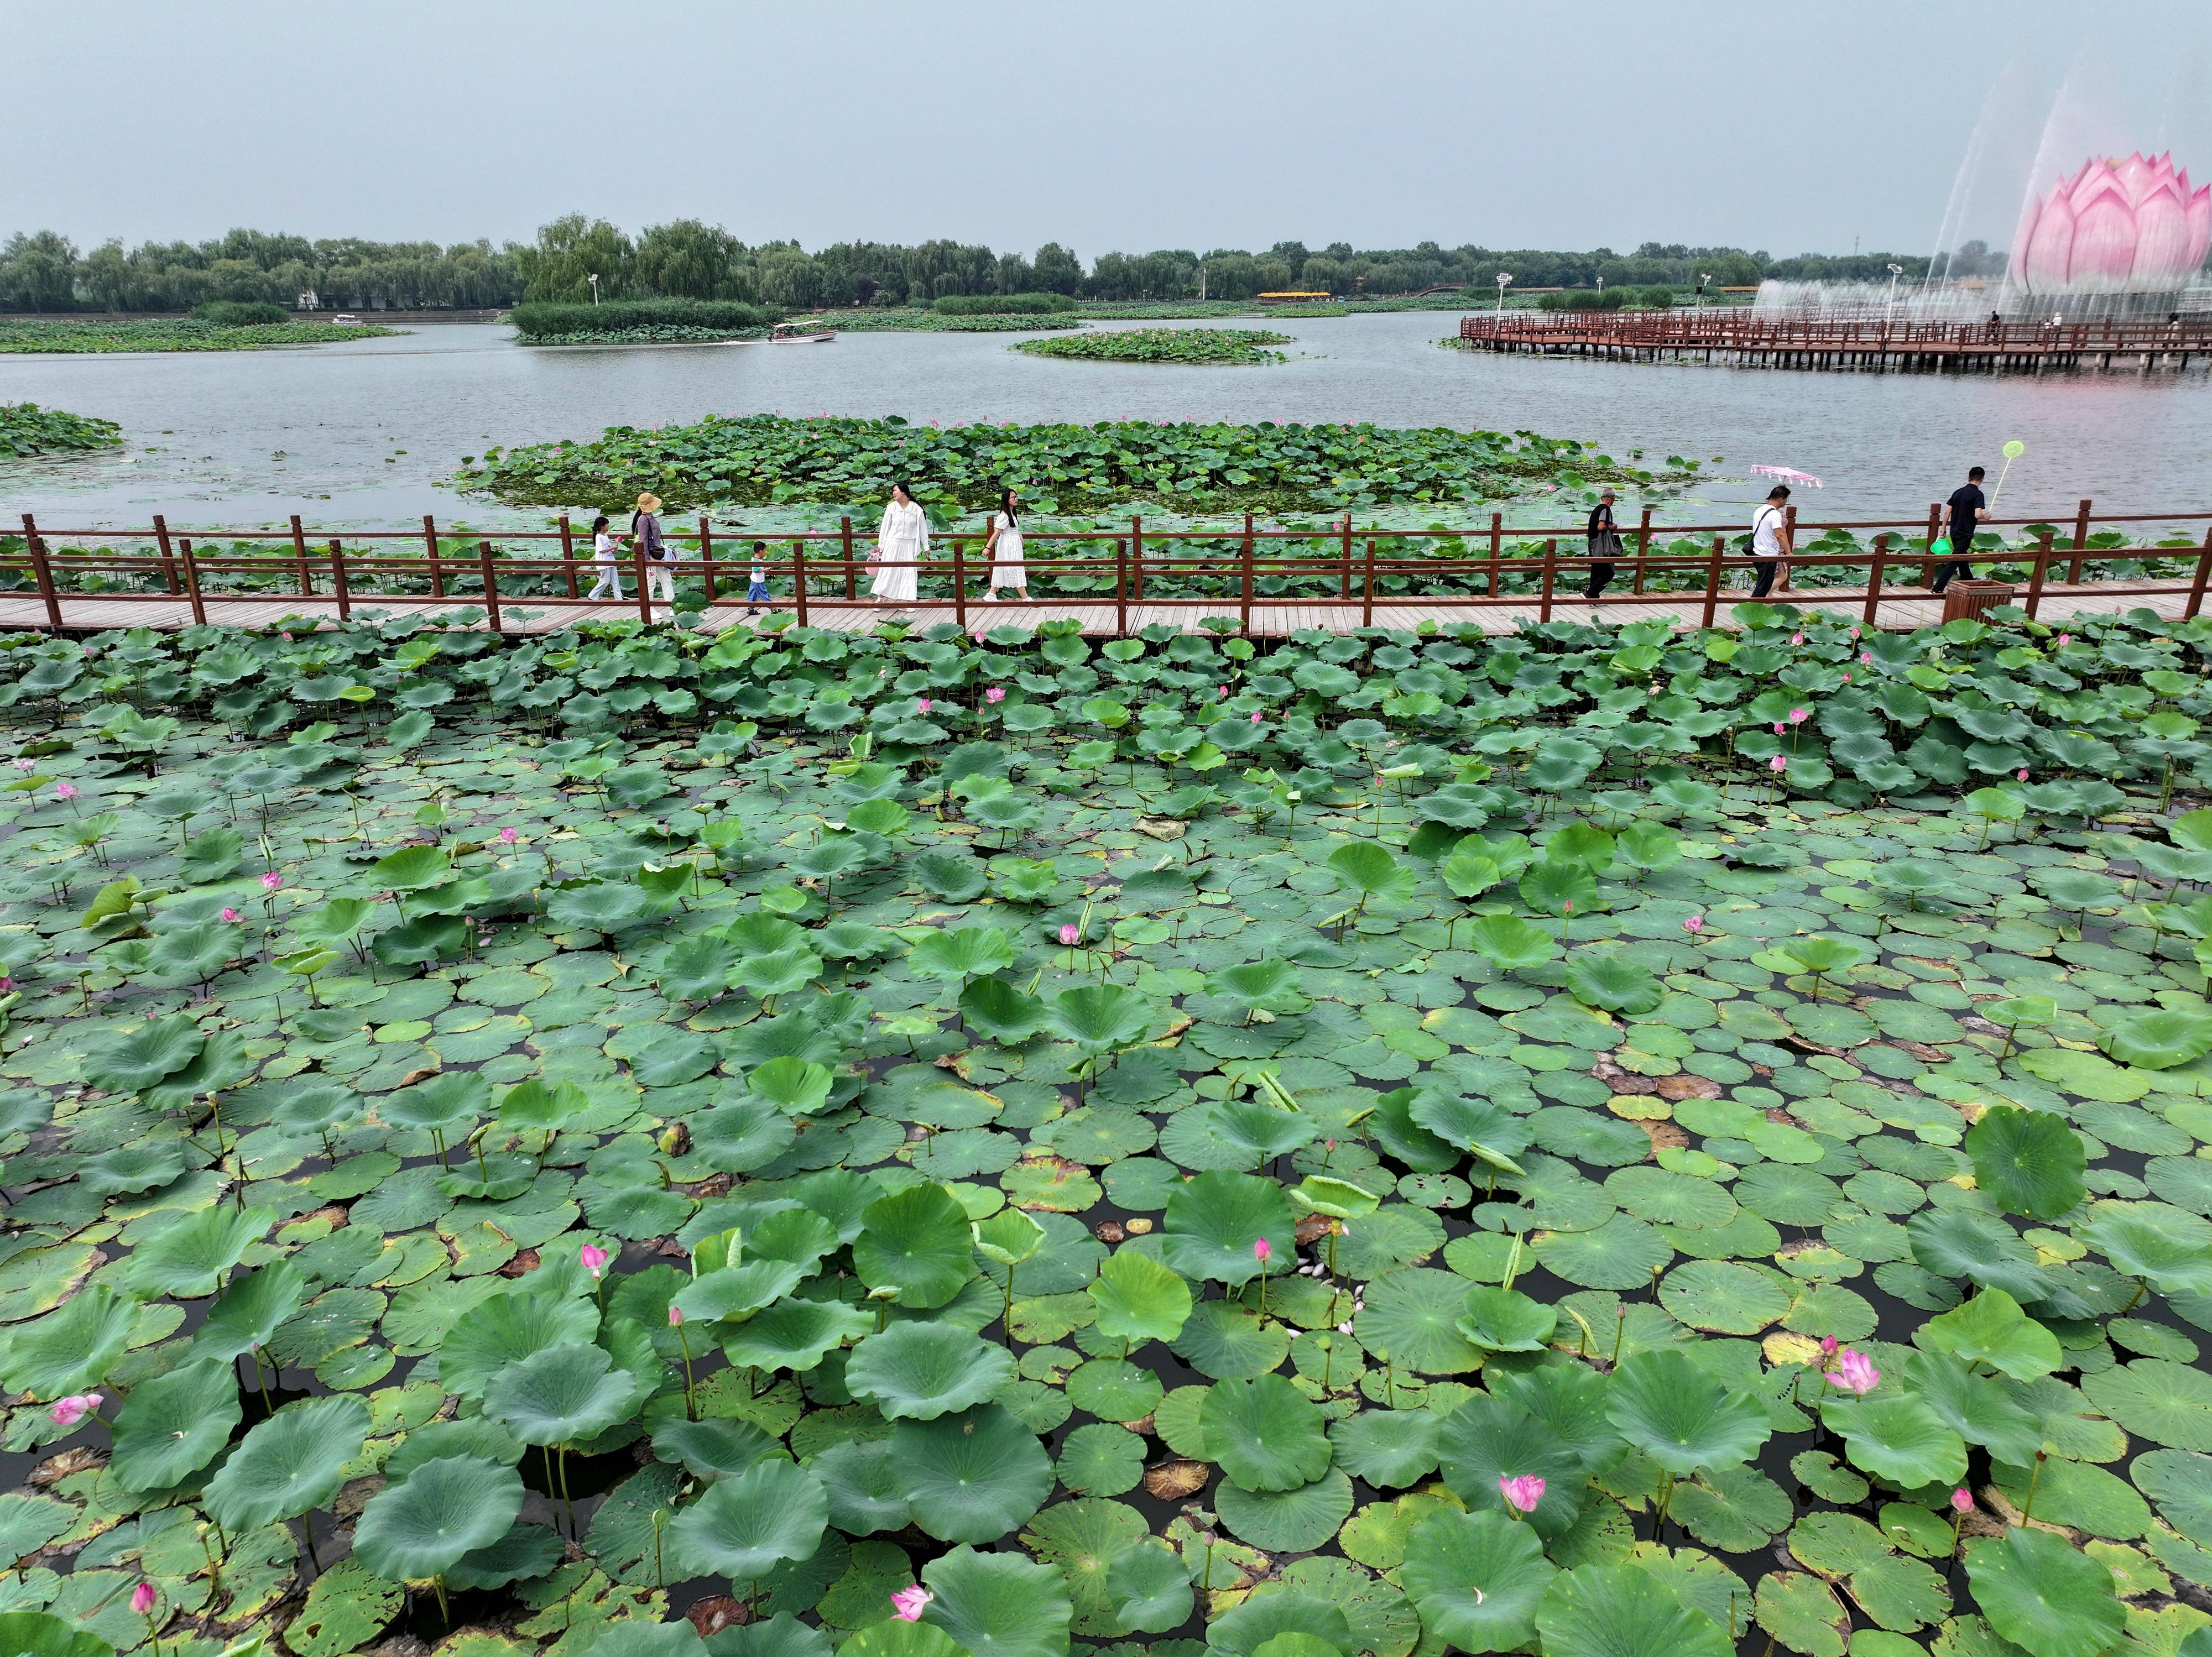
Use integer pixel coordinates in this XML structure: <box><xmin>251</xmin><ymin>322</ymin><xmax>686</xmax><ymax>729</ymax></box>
<box><xmin>6</xmin><ymin>506</ymin><xmax>2212</xmax><ymax>634</ymax></box>
<box><xmin>1459</xmin><ymin>311</ymin><xmax>2212</xmax><ymax>354</ymax></box>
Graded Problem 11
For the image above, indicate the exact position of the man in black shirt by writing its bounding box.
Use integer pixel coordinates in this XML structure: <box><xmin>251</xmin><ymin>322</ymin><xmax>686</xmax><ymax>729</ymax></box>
<box><xmin>1929</xmin><ymin>466</ymin><xmax>1985</xmax><ymax>593</ymax></box>
<box><xmin>1585</xmin><ymin>488</ymin><xmax>1619</xmax><ymax>604</ymax></box>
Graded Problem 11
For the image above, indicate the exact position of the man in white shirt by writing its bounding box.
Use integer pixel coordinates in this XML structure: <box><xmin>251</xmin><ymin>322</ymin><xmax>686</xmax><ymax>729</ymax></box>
<box><xmin>1750</xmin><ymin>485</ymin><xmax>1791</xmax><ymax>598</ymax></box>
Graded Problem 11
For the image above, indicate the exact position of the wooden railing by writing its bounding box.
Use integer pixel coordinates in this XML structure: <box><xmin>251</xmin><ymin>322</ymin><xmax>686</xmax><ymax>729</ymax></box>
<box><xmin>1459</xmin><ymin>311</ymin><xmax>2212</xmax><ymax>354</ymax></box>
<box><xmin>6</xmin><ymin>506</ymin><xmax>2212</xmax><ymax>634</ymax></box>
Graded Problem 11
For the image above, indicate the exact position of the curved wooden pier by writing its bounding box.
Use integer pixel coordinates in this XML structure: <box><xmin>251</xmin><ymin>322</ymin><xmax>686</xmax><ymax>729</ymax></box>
<box><xmin>1457</xmin><ymin>312</ymin><xmax>2212</xmax><ymax>372</ymax></box>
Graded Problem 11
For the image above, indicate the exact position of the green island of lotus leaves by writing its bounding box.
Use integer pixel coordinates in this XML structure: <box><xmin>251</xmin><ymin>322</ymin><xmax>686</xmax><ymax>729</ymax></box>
<box><xmin>4</xmin><ymin>598</ymin><xmax>2212</xmax><ymax>1657</ymax></box>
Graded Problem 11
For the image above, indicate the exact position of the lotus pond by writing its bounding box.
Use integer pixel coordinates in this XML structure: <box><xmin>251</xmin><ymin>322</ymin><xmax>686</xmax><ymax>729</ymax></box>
<box><xmin>1011</xmin><ymin>333</ymin><xmax>1296</xmax><ymax>368</ymax></box>
<box><xmin>7</xmin><ymin>602</ymin><xmax>2212</xmax><ymax>1657</ymax></box>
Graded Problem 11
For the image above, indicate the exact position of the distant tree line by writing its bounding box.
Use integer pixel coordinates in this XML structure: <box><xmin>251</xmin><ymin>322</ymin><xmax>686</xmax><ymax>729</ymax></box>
<box><xmin>0</xmin><ymin>218</ymin><xmax>1993</xmax><ymax>313</ymax></box>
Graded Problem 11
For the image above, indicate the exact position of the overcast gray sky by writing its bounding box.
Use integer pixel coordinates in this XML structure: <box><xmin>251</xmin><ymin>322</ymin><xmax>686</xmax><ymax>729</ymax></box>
<box><xmin>7</xmin><ymin>0</ymin><xmax>2210</xmax><ymax>257</ymax></box>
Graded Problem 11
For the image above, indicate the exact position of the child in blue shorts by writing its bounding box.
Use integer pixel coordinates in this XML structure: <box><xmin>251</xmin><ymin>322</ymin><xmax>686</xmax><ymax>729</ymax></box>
<box><xmin>746</xmin><ymin>541</ymin><xmax>773</xmax><ymax>616</ymax></box>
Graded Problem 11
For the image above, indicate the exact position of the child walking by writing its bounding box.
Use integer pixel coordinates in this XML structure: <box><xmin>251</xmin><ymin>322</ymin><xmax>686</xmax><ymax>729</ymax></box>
<box><xmin>588</xmin><ymin>515</ymin><xmax>625</xmax><ymax>601</ymax></box>
<box><xmin>746</xmin><ymin>541</ymin><xmax>773</xmax><ymax>617</ymax></box>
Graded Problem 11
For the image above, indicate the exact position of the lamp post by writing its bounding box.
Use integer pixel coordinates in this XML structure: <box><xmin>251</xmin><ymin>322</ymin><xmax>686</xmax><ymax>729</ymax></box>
<box><xmin>1697</xmin><ymin>273</ymin><xmax>1712</xmax><ymax>311</ymax></box>
<box><xmin>1495</xmin><ymin>272</ymin><xmax>1513</xmax><ymax>313</ymax></box>
<box><xmin>588</xmin><ymin>273</ymin><xmax>601</xmax><ymax>306</ymax></box>
<box><xmin>1885</xmin><ymin>263</ymin><xmax>1904</xmax><ymax>317</ymax></box>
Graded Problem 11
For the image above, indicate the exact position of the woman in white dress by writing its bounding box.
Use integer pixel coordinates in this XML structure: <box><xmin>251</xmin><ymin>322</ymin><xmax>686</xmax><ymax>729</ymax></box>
<box><xmin>870</xmin><ymin>483</ymin><xmax>927</xmax><ymax>607</ymax></box>
<box><xmin>982</xmin><ymin>488</ymin><xmax>1027</xmax><ymax>602</ymax></box>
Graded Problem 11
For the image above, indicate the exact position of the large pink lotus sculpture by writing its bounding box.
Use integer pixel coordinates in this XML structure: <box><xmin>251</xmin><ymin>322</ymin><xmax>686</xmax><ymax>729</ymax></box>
<box><xmin>2011</xmin><ymin>152</ymin><xmax>2211</xmax><ymax>293</ymax></box>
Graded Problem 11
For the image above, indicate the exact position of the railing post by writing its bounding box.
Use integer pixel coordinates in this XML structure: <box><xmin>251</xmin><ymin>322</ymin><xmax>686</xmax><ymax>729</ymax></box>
<box><xmin>179</xmin><ymin>537</ymin><xmax>208</xmax><ymax>626</ymax></box>
<box><xmin>1361</xmin><ymin>537</ymin><xmax>1376</xmax><ymax>628</ymax></box>
<box><xmin>22</xmin><ymin>515</ymin><xmax>61</xmax><ymax>630</ymax></box>
<box><xmin>1632</xmin><ymin>506</ymin><xmax>1652</xmax><ymax>594</ymax></box>
<box><xmin>2024</xmin><ymin>529</ymin><xmax>2052</xmax><ymax>620</ymax></box>
<box><xmin>698</xmin><ymin>514</ymin><xmax>717</xmax><ymax>604</ymax></box>
<box><xmin>841</xmin><ymin>516</ymin><xmax>856</xmax><ymax>600</ymax></box>
<box><xmin>1488</xmin><ymin>511</ymin><xmax>1501</xmax><ymax>596</ymax></box>
<box><xmin>422</xmin><ymin>514</ymin><xmax>446</xmax><ymax>599</ymax></box>
<box><xmin>1863</xmin><ymin>534</ymin><xmax>1887</xmax><ymax>628</ymax></box>
<box><xmin>2069</xmin><ymin>498</ymin><xmax>2092</xmax><ymax>583</ymax></box>
<box><xmin>793</xmin><ymin>542</ymin><xmax>809</xmax><ymax>627</ymax></box>
<box><xmin>479</xmin><ymin>541</ymin><xmax>503</xmax><ymax>633</ymax></box>
<box><xmin>1341</xmin><ymin>515</ymin><xmax>1353</xmax><ymax>600</ymax></box>
<box><xmin>1922</xmin><ymin>503</ymin><xmax>1941</xmax><ymax>587</ymax></box>
<box><xmin>952</xmin><ymin>535</ymin><xmax>968</xmax><ymax>633</ymax></box>
<box><xmin>1115</xmin><ymin>537</ymin><xmax>1129</xmax><ymax>637</ymax></box>
<box><xmin>1131</xmin><ymin>516</ymin><xmax>1144</xmax><ymax>602</ymax></box>
<box><xmin>290</xmin><ymin>514</ymin><xmax>314</xmax><ymax>596</ymax></box>
<box><xmin>557</xmin><ymin>514</ymin><xmax>579</xmax><ymax>599</ymax></box>
<box><xmin>633</xmin><ymin>542</ymin><xmax>653</xmax><ymax>624</ymax></box>
<box><xmin>152</xmin><ymin>513</ymin><xmax>181</xmax><ymax>594</ymax></box>
<box><xmin>1239</xmin><ymin>521</ymin><xmax>1254</xmax><ymax>631</ymax></box>
<box><xmin>329</xmin><ymin>540</ymin><xmax>351</xmax><ymax>621</ymax></box>
<box><xmin>1700</xmin><ymin>536</ymin><xmax>1724</xmax><ymax>629</ymax></box>
<box><xmin>1539</xmin><ymin>538</ymin><xmax>1557</xmax><ymax>623</ymax></box>
<box><xmin>2181</xmin><ymin>530</ymin><xmax>2212</xmax><ymax>620</ymax></box>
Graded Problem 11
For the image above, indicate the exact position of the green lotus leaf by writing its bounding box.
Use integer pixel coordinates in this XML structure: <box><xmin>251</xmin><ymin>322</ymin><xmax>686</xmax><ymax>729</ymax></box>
<box><xmin>959</xmin><ymin>976</ymin><xmax>1045</xmax><ymax>1043</ymax></box>
<box><xmin>910</xmin><ymin>926</ymin><xmax>1018</xmax><ymax>982</ymax></box>
<box><xmin>921</xmin><ymin>1544</ymin><xmax>1073</xmax><ymax>1657</ymax></box>
<box><xmin>671</xmin><ymin>1259</ymin><xmax>807</xmax><ymax>1324</ymax></box>
<box><xmin>1105</xmin><ymin>1539</ymin><xmax>1193</xmax><ymax>1633</ymax></box>
<box><xmin>649</xmin><ymin>1414</ymin><xmax>780</xmax><ymax>1480</ymax></box>
<box><xmin>718</xmin><ymin>1296</ymin><xmax>873</xmax><ymax>1372</ymax></box>
<box><xmin>1819</xmin><ymin>1394</ymin><xmax>1967</xmax><ymax>1487</ymax></box>
<box><xmin>79</xmin><ymin>1137</ymin><xmax>188</xmax><ymax>1197</ymax></box>
<box><xmin>811</xmin><ymin>1438</ymin><xmax>912</xmax><ymax>1536</ymax></box>
<box><xmin>1519</xmin><ymin>856</ymin><xmax>1599</xmax><ymax>919</ymax></box>
<box><xmin>846</xmin><ymin>1322</ymin><xmax>1015</xmax><ymax>1421</ymax></box>
<box><xmin>111</xmin><ymin>1354</ymin><xmax>241</xmax><ymax>1491</ymax></box>
<box><xmin>125</xmin><ymin>1204</ymin><xmax>274</xmax><ymax>1297</ymax></box>
<box><xmin>482</xmin><ymin>1341</ymin><xmax>645</xmax><ymax>1446</ymax></box>
<box><xmin>1534</xmin><ymin>1564</ymin><xmax>1733</xmax><ymax>1657</ymax></box>
<box><xmin>1438</xmin><ymin>1393</ymin><xmax>1588</xmax><ymax>1535</ymax></box>
<box><xmin>669</xmin><ymin>1458</ymin><xmax>827</xmax><ymax>1580</ymax></box>
<box><xmin>1401</xmin><ymin>1508</ymin><xmax>1558</xmax><ymax>1654</ymax></box>
<box><xmin>1327</xmin><ymin>840</ymin><xmax>1415</xmax><ymax>905</ymax></box>
<box><xmin>2077</xmin><ymin>1201</ymin><xmax>2212</xmax><ymax>1297</ymax></box>
<box><xmin>1906</xmin><ymin>1209</ymin><xmax>2052</xmax><ymax>1303</ymax></box>
<box><xmin>0</xmin><ymin>1612</ymin><xmax>114</xmax><ymax>1657</ymax></box>
<box><xmin>1287</xmin><ymin>1175</ymin><xmax>1382</xmax><ymax>1221</ymax></box>
<box><xmin>855</xmin><ymin>1182</ymin><xmax>977</xmax><ymax>1309</ymax></box>
<box><xmin>1564</xmin><ymin>954</ymin><xmax>1665</xmax><ymax>1015</ymax></box>
<box><xmin>693</xmin><ymin>1099</ymin><xmax>800</xmax><ymax>1173</ymax></box>
<box><xmin>892</xmin><ymin>1405</ymin><xmax>1053</xmax><ymax>1544</ymax></box>
<box><xmin>438</xmin><ymin>1284</ymin><xmax>602</xmax><ymax>1398</ymax></box>
<box><xmin>1087</xmin><ymin>1249</ymin><xmax>1193</xmax><ymax>1348</ymax></box>
<box><xmin>1201</xmin><ymin>1372</ymin><xmax>1333</xmax><ymax>1491</ymax></box>
<box><xmin>1919</xmin><ymin>1288</ymin><xmax>2063</xmax><ymax>1379</ymax></box>
<box><xmin>1967</xmin><ymin>1106</ymin><xmax>2087</xmax><ymax>1220</ymax></box>
<box><xmin>1407</xmin><ymin>1091</ymin><xmax>1530</xmax><ymax>1173</ymax></box>
<box><xmin>354</xmin><ymin>1454</ymin><xmax>524</xmax><ymax>1582</ymax></box>
<box><xmin>1209</xmin><ymin>1591</ymin><xmax>1357</xmax><ymax>1657</ymax></box>
<box><xmin>445</xmin><ymin>1522</ymin><xmax>565</xmax><ymax>1593</ymax></box>
<box><xmin>82</xmin><ymin>1013</ymin><xmax>202</xmax><ymax>1094</ymax></box>
<box><xmin>1964</xmin><ymin>1525</ymin><xmax>2125</xmax><ymax>1657</ymax></box>
<box><xmin>1606</xmin><ymin>1348</ymin><xmax>1771</xmax><ymax>1475</ymax></box>
<box><xmin>1467</xmin><ymin>912</ymin><xmax>1559</xmax><ymax>974</ymax></box>
<box><xmin>372</xmin><ymin>845</ymin><xmax>454</xmax><ymax>891</ymax></box>
<box><xmin>841</xmin><ymin>1623</ymin><xmax>968</xmax><ymax>1657</ymax></box>
<box><xmin>1457</xmin><ymin>1285</ymin><xmax>1558</xmax><ymax>1351</ymax></box>
<box><xmin>1</xmin><ymin>1285</ymin><xmax>135</xmax><ymax>1398</ymax></box>
<box><xmin>2105</xmin><ymin>1008</ymin><xmax>2212</xmax><ymax>1070</ymax></box>
<box><xmin>1162</xmin><ymin>1170</ymin><xmax>1294</xmax><ymax>1287</ymax></box>
<box><xmin>1045</xmin><ymin>983</ymin><xmax>1153</xmax><ymax>1053</ymax></box>
<box><xmin>205</xmin><ymin>1393</ymin><xmax>372</xmax><ymax>1530</ymax></box>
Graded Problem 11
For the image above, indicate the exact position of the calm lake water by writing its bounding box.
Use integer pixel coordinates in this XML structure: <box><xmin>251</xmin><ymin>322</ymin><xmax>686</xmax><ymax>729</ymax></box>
<box><xmin>3</xmin><ymin>312</ymin><xmax>2210</xmax><ymax>534</ymax></box>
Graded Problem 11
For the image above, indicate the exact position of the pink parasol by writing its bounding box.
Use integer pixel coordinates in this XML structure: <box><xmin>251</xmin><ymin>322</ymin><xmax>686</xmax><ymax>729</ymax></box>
<box><xmin>1751</xmin><ymin>465</ymin><xmax>1824</xmax><ymax>488</ymax></box>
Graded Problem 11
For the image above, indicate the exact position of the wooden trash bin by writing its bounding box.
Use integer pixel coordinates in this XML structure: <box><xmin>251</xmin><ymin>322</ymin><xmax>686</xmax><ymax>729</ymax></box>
<box><xmin>1942</xmin><ymin>580</ymin><xmax>2016</xmax><ymax>623</ymax></box>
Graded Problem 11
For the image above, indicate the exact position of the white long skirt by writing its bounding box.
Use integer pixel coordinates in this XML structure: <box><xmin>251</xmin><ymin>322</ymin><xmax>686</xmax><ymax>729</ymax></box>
<box><xmin>990</xmin><ymin>528</ymin><xmax>1027</xmax><ymax>589</ymax></box>
<box><xmin>870</xmin><ymin>548</ymin><xmax>919</xmax><ymax>603</ymax></box>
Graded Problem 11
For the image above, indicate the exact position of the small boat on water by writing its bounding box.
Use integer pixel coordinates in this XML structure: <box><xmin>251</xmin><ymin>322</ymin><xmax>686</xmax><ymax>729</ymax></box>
<box><xmin>770</xmin><ymin>321</ymin><xmax>836</xmax><ymax>343</ymax></box>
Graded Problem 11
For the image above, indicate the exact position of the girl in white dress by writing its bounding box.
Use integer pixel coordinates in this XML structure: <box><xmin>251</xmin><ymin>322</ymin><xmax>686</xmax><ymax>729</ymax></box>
<box><xmin>982</xmin><ymin>488</ymin><xmax>1027</xmax><ymax>601</ymax></box>
<box><xmin>870</xmin><ymin>483</ymin><xmax>927</xmax><ymax>606</ymax></box>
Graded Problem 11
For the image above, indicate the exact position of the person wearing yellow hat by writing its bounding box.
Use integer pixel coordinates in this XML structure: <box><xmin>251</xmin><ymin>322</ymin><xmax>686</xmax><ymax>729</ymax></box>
<box><xmin>630</xmin><ymin>493</ymin><xmax>672</xmax><ymax>616</ymax></box>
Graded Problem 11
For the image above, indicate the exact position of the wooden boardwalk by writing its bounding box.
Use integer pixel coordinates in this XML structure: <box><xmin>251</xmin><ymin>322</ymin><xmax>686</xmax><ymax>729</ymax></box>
<box><xmin>0</xmin><ymin>582</ymin><xmax>2194</xmax><ymax>638</ymax></box>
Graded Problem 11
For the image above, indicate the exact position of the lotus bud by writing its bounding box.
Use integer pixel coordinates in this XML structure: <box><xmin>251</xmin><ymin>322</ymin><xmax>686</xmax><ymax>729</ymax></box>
<box><xmin>1499</xmin><ymin>1474</ymin><xmax>1546</xmax><ymax>1513</ymax></box>
<box><xmin>668</xmin><ymin>1306</ymin><xmax>684</xmax><ymax>1326</ymax></box>
<box><xmin>1254</xmin><ymin>1238</ymin><xmax>1271</xmax><ymax>1263</ymax></box>
<box><xmin>221</xmin><ymin>907</ymin><xmax>242</xmax><ymax>923</ymax></box>
<box><xmin>48</xmin><ymin>1393</ymin><xmax>102</xmax><ymax>1426</ymax></box>
<box><xmin>580</xmin><ymin>1243</ymin><xmax>609</xmax><ymax>1278</ymax></box>
<box><xmin>891</xmin><ymin>1587</ymin><xmax>933</xmax><ymax>1622</ymax></box>
<box><xmin>1060</xmin><ymin>923</ymin><xmax>1080</xmax><ymax>946</ymax></box>
<box><xmin>1773</xmin><ymin>722</ymin><xmax>1786</xmax><ymax>735</ymax></box>
<box><xmin>1860</xmin><ymin>651</ymin><xmax>1872</xmax><ymax>663</ymax></box>
<box><xmin>1770</xmin><ymin>755</ymin><xmax>1788</xmax><ymax>772</ymax></box>
<box><xmin>2058</xmin><ymin>633</ymin><xmax>2072</xmax><ymax>646</ymax></box>
<box><xmin>1250</xmin><ymin>712</ymin><xmax>1263</xmax><ymax>723</ymax></box>
<box><xmin>1791</xmin><ymin>633</ymin><xmax>1804</xmax><ymax>646</ymax></box>
<box><xmin>260</xmin><ymin>872</ymin><xmax>284</xmax><ymax>891</ymax></box>
<box><xmin>1819</xmin><ymin>1335</ymin><xmax>1839</xmax><ymax>1356</ymax></box>
<box><xmin>132</xmin><ymin>1582</ymin><xmax>156</xmax><ymax>1617</ymax></box>
<box><xmin>1952</xmin><ymin>1487</ymin><xmax>1974</xmax><ymax>1514</ymax></box>
<box><xmin>1850</xmin><ymin>626</ymin><xmax>1861</xmax><ymax>639</ymax></box>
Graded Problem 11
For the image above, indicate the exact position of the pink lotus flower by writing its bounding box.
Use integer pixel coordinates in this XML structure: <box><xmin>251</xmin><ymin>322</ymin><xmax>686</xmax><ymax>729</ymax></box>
<box><xmin>580</xmin><ymin>1244</ymin><xmax>609</xmax><ymax>1278</ymax></box>
<box><xmin>1683</xmin><ymin>915</ymin><xmax>1704</xmax><ymax>934</ymax></box>
<box><xmin>53</xmin><ymin>783</ymin><xmax>76</xmax><ymax>802</ymax></box>
<box><xmin>1859</xmin><ymin>651</ymin><xmax>1872</xmax><ymax>663</ymax></box>
<box><xmin>985</xmin><ymin>686</ymin><xmax>1005</xmax><ymax>704</ymax></box>
<box><xmin>260</xmin><ymin>872</ymin><xmax>283</xmax><ymax>892</ymax></box>
<box><xmin>1772</xmin><ymin>722</ymin><xmax>1785</xmax><ymax>735</ymax></box>
<box><xmin>1952</xmin><ymin>1488</ymin><xmax>1974</xmax><ymax>1514</ymax></box>
<box><xmin>0</xmin><ymin>977</ymin><xmax>13</xmax><ymax>992</ymax></box>
<box><xmin>1562</xmin><ymin>900</ymin><xmax>1573</xmax><ymax>914</ymax></box>
<box><xmin>9</xmin><ymin>757</ymin><xmax>31</xmax><ymax>772</ymax></box>
<box><xmin>2058</xmin><ymin>633</ymin><xmax>2073</xmax><ymax>647</ymax></box>
<box><xmin>1841</xmin><ymin>672</ymin><xmax>1851</xmax><ymax>682</ymax></box>
<box><xmin>915</xmin><ymin>698</ymin><xmax>932</xmax><ymax>714</ymax></box>
<box><xmin>1250</xmin><ymin>712</ymin><xmax>1263</xmax><ymax>723</ymax></box>
<box><xmin>891</xmin><ymin>1586</ymin><xmax>933</xmax><ymax>1622</ymax></box>
<box><xmin>1219</xmin><ymin>685</ymin><xmax>1230</xmax><ymax>697</ymax></box>
<box><xmin>1770</xmin><ymin>755</ymin><xmax>1788</xmax><ymax>772</ymax></box>
<box><xmin>2012</xmin><ymin>151</ymin><xmax>2212</xmax><ymax>294</ymax></box>
<box><xmin>667</xmin><ymin>1306</ymin><xmax>684</xmax><ymax>1326</ymax></box>
<box><xmin>1789</xmin><ymin>708</ymin><xmax>1809</xmax><ymax>724</ymax></box>
<box><xmin>49</xmin><ymin>1393</ymin><xmax>102</xmax><ymax>1426</ymax></box>
<box><xmin>1849</xmin><ymin>626</ymin><xmax>1861</xmax><ymax>639</ymax></box>
<box><xmin>221</xmin><ymin>907</ymin><xmax>242</xmax><ymax>923</ymax></box>
<box><xmin>1828</xmin><ymin>1348</ymin><xmax>1881</xmax><ymax>1395</ymax></box>
<box><xmin>281</xmin><ymin>631</ymin><xmax>294</xmax><ymax>642</ymax></box>
<box><xmin>2016</xmin><ymin>769</ymin><xmax>2028</xmax><ymax>782</ymax></box>
<box><xmin>132</xmin><ymin>1582</ymin><xmax>156</xmax><ymax>1617</ymax></box>
<box><xmin>499</xmin><ymin>827</ymin><xmax>519</xmax><ymax>844</ymax></box>
<box><xmin>1060</xmin><ymin>923</ymin><xmax>1080</xmax><ymax>945</ymax></box>
<box><xmin>1819</xmin><ymin>1335</ymin><xmax>1839</xmax><ymax>1356</ymax></box>
<box><xmin>1791</xmin><ymin>633</ymin><xmax>1804</xmax><ymax>646</ymax></box>
<box><xmin>1254</xmin><ymin>1238</ymin><xmax>1272</xmax><ymax>1263</ymax></box>
<box><xmin>1499</xmin><ymin>1475</ymin><xmax>1546</xmax><ymax>1513</ymax></box>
